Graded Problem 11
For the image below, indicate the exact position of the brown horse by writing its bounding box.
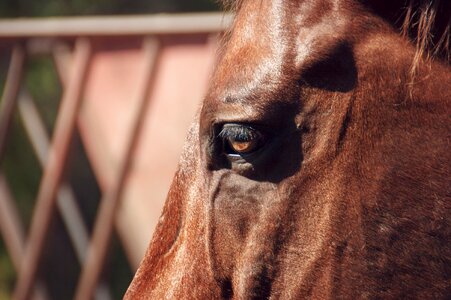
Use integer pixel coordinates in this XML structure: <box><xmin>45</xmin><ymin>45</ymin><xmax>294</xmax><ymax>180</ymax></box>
<box><xmin>125</xmin><ymin>0</ymin><xmax>450</xmax><ymax>298</ymax></box>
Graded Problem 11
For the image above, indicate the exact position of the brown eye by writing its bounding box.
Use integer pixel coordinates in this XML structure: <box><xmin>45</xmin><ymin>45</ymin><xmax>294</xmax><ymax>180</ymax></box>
<box><xmin>227</xmin><ymin>139</ymin><xmax>259</xmax><ymax>153</ymax></box>
<box><xmin>219</xmin><ymin>124</ymin><xmax>265</xmax><ymax>156</ymax></box>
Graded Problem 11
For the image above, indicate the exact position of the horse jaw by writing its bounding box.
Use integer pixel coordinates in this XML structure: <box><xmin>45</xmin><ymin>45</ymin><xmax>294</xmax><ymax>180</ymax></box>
<box><xmin>124</xmin><ymin>118</ymin><xmax>221</xmax><ymax>298</ymax></box>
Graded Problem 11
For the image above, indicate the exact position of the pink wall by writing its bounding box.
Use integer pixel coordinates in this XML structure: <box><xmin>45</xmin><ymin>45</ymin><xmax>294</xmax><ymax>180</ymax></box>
<box><xmin>79</xmin><ymin>35</ymin><xmax>219</xmax><ymax>268</ymax></box>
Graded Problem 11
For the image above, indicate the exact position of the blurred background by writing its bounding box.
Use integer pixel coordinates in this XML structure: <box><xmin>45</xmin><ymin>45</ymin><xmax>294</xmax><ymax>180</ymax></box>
<box><xmin>0</xmin><ymin>0</ymin><xmax>219</xmax><ymax>17</ymax></box>
<box><xmin>0</xmin><ymin>1</ymin><xmax>227</xmax><ymax>299</ymax></box>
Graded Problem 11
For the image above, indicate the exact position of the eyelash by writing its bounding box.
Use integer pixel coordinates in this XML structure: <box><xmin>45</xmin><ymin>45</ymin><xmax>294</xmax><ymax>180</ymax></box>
<box><xmin>218</xmin><ymin>125</ymin><xmax>259</xmax><ymax>142</ymax></box>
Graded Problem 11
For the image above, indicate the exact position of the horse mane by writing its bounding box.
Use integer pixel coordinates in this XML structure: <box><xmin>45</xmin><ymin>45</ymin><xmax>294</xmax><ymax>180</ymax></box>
<box><xmin>366</xmin><ymin>0</ymin><xmax>450</xmax><ymax>69</ymax></box>
<box><xmin>219</xmin><ymin>0</ymin><xmax>450</xmax><ymax>65</ymax></box>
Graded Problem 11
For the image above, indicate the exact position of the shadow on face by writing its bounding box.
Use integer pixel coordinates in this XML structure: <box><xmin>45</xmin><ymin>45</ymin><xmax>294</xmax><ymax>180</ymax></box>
<box><xmin>301</xmin><ymin>42</ymin><xmax>357</xmax><ymax>92</ymax></box>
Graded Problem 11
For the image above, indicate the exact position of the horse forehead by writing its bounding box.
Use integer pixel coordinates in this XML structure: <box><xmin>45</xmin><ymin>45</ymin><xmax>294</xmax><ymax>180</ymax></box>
<box><xmin>214</xmin><ymin>2</ymin><xmax>290</xmax><ymax>92</ymax></box>
<box><xmin>210</xmin><ymin>0</ymin><xmax>348</xmax><ymax>102</ymax></box>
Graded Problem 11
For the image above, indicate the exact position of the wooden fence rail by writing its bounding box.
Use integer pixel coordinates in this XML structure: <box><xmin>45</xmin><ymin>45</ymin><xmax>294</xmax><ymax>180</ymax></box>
<box><xmin>0</xmin><ymin>13</ymin><xmax>231</xmax><ymax>299</ymax></box>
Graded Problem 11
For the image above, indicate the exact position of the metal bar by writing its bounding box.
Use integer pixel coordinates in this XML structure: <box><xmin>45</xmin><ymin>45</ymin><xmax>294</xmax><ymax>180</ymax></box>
<box><xmin>52</xmin><ymin>42</ymin><xmax>72</xmax><ymax>85</ymax></box>
<box><xmin>18</xmin><ymin>87</ymin><xmax>112</xmax><ymax>300</ymax></box>
<box><xmin>0</xmin><ymin>45</ymin><xmax>25</xmax><ymax>162</ymax></box>
<box><xmin>17</xmin><ymin>89</ymin><xmax>89</xmax><ymax>264</ymax></box>
<box><xmin>17</xmin><ymin>91</ymin><xmax>50</xmax><ymax>167</ymax></box>
<box><xmin>13</xmin><ymin>38</ymin><xmax>91</xmax><ymax>300</ymax></box>
<box><xmin>53</xmin><ymin>42</ymin><xmax>113</xmax><ymax>300</ymax></box>
<box><xmin>53</xmin><ymin>44</ymin><xmax>132</xmax><ymax>300</ymax></box>
<box><xmin>0</xmin><ymin>173</ymin><xmax>26</xmax><ymax>270</ymax></box>
<box><xmin>0</xmin><ymin>174</ymin><xmax>49</xmax><ymax>300</ymax></box>
<box><xmin>0</xmin><ymin>13</ymin><xmax>233</xmax><ymax>38</ymax></box>
<box><xmin>74</xmin><ymin>37</ymin><xmax>160</xmax><ymax>300</ymax></box>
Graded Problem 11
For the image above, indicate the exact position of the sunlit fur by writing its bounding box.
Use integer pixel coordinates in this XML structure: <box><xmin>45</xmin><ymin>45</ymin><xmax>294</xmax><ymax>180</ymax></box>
<box><xmin>126</xmin><ymin>0</ymin><xmax>450</xmax><ymax>298</ymax></box>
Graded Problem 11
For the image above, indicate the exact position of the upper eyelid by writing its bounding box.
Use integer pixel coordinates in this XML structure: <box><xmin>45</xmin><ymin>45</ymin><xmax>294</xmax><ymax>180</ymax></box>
<box><xmin>218</xmin><ymin>124</ymin><xmax>261</xmax><ymax>140</ymax></box>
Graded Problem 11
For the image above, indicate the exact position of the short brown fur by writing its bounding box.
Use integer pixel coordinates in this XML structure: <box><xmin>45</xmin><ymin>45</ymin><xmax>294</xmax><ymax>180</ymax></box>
<box><xmin>126</xmin><ymin>0</ymin><xmax>450</xmax><ymax>298</ymax></box>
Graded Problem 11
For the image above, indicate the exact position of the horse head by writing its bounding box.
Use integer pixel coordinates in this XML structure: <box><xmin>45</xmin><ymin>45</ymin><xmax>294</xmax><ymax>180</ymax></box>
<box><xmin>126</xmin><ymin>0</ymin><xmax>450</xmax><ymax>298</ymax></box>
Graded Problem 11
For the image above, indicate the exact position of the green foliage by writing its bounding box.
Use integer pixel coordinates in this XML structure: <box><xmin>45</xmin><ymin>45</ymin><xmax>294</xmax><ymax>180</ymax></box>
<box><xmin>1</xmin><ymin>114</ymin><xmax>42</xmax><ymax>228</ymax></box>
<box><xmin>0</xmin><ymin>57</ymin><xmax>61</xmax><ymax>229</ymax></box>
<box><xmin>24</xmin><ymin>57</ymin><xmax>62</xmax><ymax>134</ymax></box>
<box><xmin>0</xmin><ymin>239</ymin><xmax>15</xmax><ymax>300</ymax></box>
<box><xmin>0</xmin><ymin>0</ymin><xmax>220</xmax><ymax>18</ymax></box>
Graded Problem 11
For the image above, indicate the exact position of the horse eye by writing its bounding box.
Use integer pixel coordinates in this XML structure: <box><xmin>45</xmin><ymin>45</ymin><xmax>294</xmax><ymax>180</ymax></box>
<box><xmin>219</xmin><ymin>124</ymin><xmax>264</xmax><ymax>155</ymax></box>
<box><xmin>227</xmin><ymin>138</ymin><xmax>260</xmax><ymax>154</ymax></box>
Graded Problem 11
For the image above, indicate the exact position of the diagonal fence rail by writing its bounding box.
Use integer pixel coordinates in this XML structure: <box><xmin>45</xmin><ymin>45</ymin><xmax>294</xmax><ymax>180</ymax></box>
<box><xmin>0</xmin><ymin>13</ymin><xmax>231</xmax><ymax>299</ymax></box>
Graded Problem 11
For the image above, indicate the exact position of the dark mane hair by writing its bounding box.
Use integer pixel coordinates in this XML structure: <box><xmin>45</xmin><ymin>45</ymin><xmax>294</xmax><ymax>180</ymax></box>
<box><xmin>367</xmin><ymin>0</ymin><xmax>450</xmax><ymax>64</ymax></box>
<box><xmin>219</xmin><ymin>0</ymin><xmax>450</xmax><ymax>64</ymax></box>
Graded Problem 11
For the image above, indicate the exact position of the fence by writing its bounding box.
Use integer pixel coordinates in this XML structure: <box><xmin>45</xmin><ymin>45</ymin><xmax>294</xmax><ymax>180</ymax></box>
<box><xmin>0</xmin><ymin>13</ymin><xmax>231</xmax><ymax>299</ymax></box>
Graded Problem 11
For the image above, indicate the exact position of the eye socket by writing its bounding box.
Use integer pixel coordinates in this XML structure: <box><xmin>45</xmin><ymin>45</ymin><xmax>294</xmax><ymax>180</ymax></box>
<box><xmin>219</xmin><ymin>124</ymin><xmax>265</xmax><ymax>155</ymax></box>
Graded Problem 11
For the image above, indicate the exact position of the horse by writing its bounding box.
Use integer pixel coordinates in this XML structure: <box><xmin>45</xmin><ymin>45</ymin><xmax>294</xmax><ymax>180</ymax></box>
<box><xmin>125</xmin><ymin>0</ymin><xmax>450</xmax><ymax>298</ymax></box>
